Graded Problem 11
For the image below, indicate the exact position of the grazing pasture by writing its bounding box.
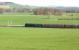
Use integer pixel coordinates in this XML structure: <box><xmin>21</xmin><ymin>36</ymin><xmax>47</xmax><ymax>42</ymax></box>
<box><xmin>0</xmin><ymin>13</ymin><xmax>78</xmax><ymax>25</ymax></box>
<box><xmin>0</xmin><ymin>13</ymin><xmax>79</xmax><ymax>50</ymax></box>
<box><xmin>0</xmin><ymin>28</ymin><xmax>79</xmax><ymax>50</ymax></box>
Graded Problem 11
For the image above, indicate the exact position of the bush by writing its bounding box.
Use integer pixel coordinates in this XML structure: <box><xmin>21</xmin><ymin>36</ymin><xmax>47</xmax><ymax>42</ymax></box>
<box><xmin>25</xmin><ymin>23</ymin><xmax>79</xmax><ymax>28</ymax></box>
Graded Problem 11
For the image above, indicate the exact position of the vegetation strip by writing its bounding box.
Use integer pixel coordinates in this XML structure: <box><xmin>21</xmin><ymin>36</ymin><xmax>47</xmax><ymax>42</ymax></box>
<box><xmin>25</xmin><ymin>23</ymin><xmax>79</xmax><ymax>28</ymax></box>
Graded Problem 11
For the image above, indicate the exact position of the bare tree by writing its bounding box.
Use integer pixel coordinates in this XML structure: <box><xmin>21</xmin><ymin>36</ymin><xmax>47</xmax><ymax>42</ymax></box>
<box><xmin>33</xmin><ymin>7</ymin><xmax>63</xmax><ymax>15</ymax></box>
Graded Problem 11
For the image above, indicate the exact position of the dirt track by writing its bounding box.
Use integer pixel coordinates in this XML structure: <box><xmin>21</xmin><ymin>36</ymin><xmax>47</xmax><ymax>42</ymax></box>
<box><xmin>0</xmin><ymin>25</ymin><xmax>24</xmax><ymax>27</ymax></box>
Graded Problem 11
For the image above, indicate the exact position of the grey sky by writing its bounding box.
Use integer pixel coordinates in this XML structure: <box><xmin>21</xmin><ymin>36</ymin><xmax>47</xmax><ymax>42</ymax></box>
<box><xmin>0</xmin><ymin>0</ymin><xmax>79</xmax><ymax>7</ymax></box>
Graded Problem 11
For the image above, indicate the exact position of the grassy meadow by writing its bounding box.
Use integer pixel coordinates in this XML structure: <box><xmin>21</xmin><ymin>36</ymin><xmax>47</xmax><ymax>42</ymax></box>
<box><xmin>0</xmin><ymin>13</ymin><xmax>79</xmax><ymax>25</ymax></box>
<box><xmin>0</xmin><ymin>13</ymin><xmax>79</xmax><ymax>50</ymax></box>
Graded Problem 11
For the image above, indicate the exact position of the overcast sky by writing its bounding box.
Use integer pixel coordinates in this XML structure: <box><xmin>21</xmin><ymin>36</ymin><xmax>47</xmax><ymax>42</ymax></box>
<box><xmin>0</xmin><ymin>0</ymin><xmax>79</xmax><ymax>7</ymax></box>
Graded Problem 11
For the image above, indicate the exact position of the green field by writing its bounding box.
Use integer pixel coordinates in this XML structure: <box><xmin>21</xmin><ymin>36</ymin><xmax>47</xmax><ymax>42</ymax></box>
<box><xmin>0</xmin><ymin>13</ymin><xmax>79</xmax><ymax>25</ymax></box>
<box><xmin>0</xmin><ymin>28</ymin><xmax>79</xmax><ymax>50</ymax></box>
<box><xmin>0</xmin><ymin>13</ymin><xmax>79</xmax><ymax>50</ymax></box>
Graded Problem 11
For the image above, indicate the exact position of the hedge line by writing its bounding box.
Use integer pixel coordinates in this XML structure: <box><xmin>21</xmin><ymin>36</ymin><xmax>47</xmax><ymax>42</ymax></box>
<box><xmin>25</xmin><ymin>23</ymin><xmax>79</xmax><ymax>28</ymax></box>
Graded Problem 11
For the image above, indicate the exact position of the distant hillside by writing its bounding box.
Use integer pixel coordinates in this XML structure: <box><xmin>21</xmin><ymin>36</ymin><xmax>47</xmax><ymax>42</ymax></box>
<box><xmin>0</xmin><ymin>2</ymin><xmax>22</xmax><ymax>7</ymax></box>
<box><xmin>0</xmin><ymin>2</ymin><xmax>32</xmax><ymax>13</ymax></box>
<box><xmin>0</xmin><ymin>2</ymin><xmax>79</xmax><ymax>13</ymax></box>
<box><xmin>55</xmin><ymin>7</ymin><xmax>79</xmax><ymax>13</ymax></box>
